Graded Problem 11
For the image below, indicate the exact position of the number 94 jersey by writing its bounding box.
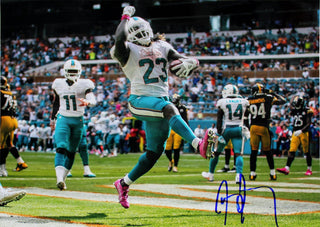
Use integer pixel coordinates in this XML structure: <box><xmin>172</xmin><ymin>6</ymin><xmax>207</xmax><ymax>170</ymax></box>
<box><xmin>217</xmin><ymin>96</ymin><xmax>249</xmax><ymax>126</ymax></box>
<box><xmin>52</xmin><ymin>78</ymin><xmax>94</xmax><ymax>117</ymax></box>
<box><xmin>247</xmin><ymin>94</ymin><xmax>275</xmax><ymax>127</ymax></box>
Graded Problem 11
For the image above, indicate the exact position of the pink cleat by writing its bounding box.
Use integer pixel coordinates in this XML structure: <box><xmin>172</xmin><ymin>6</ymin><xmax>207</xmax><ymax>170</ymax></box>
<box><xmin>276</xmin><ymin>167</ymin><xmax>289</xmax><ymax>175</ymax></box>
<box><xmin>198</xmin><ymin>129</ymin><xmax>214</xmax><ymax>159</ymax></box>
<box><xmin>304</xmin><ymin>170</ymin><xmax>312</xmax><ymax>176</ymax></box>
<box><xmin>114</xmin><ymin>179</ymin><xmax>130</xmax><ymax>209</ymax></box>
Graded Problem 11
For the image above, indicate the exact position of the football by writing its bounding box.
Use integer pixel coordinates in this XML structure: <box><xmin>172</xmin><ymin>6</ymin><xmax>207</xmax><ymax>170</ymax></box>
<box><xmin>169</xmin><ymin>60</ymin><xmax>182</xmax><ymax>75</ymax></box>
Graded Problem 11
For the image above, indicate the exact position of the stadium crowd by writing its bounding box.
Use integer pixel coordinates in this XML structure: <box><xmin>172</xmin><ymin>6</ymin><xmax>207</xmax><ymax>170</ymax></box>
<box><xmin>1</xmin><ymin>27</ymin><xmax>319</xmax><ymax>78</ymax></box>
<box><xmin>1</xmin><ymin>28</ymin><xmax>319</xmax><ymax>157</ymax></box>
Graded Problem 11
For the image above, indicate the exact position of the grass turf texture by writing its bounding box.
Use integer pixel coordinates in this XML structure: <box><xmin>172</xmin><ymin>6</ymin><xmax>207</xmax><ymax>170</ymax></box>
<box><xmin>1</xmin><ymin>151</ymin><xmax>319</xmax><ymax>227</ymax></box>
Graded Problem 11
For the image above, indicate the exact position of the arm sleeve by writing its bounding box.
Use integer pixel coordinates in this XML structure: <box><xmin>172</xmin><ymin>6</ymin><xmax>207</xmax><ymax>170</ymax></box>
<box><xmin>217</xmin><ymin>108</ymin><xmax>224</xmax><ymax>135</ymax></box>
<box><xmin>51</xmin><ymin>91</ymin><xmax>59</xmax><ymax>120</ymax></box>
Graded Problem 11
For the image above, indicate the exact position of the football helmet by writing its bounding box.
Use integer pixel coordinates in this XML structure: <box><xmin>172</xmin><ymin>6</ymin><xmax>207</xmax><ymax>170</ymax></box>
<box><xmin>251</xmin><ymin>83</ymin><xmax>264</xmax><ymax>95</ymax></box>
<box><xmin>222</xmin><ymin>84</ymin><xmax>239</xmax><ymax>98</ymax></box>
<box><xmin>291</xmin><ymin>96</ymin><xmax>304</xmax><ymax>109</ymax></box>
<box><xmin>1</xmin><ymin>76</ymin><xmax>8</xmax><ymax>90</ymax></box>
<box><xmin>172</xmin><ymin>93</ymin><xmax>181</xmax><ymax>105</ymax></box>
<box><xmin>127</xmin><ymin>17</ymin><xmax>154</xmax><ymax>46</ymax></box>
<box><xmin>63</xmin><ymin>59</ymin><xmax>82</xmax><ymax>82</ymax></box>
<box><xmin>109</xmin><ymin>114</ymin><xmax>116</xmax><ymax>121</ymax></box>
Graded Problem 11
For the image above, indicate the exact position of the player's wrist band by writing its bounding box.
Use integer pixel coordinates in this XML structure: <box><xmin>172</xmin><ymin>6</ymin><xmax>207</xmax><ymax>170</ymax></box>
<box><xmin>121</xmin><ymin>15</ymin><xmax>130</xmax><ymax>21</ymax></box>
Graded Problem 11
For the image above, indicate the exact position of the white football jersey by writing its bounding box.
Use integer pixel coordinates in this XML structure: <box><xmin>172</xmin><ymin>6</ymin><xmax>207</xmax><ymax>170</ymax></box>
<box><xmin>112</xmin><ymin>40</ymin><xmax>176</xmax><ymax>97</ymax></box>
<box><xmin>19</xmin><ymin>125</ymin><xmax>30</xmax><ymax>136</ymax></box>
<box><xmin>108</xmin><ymin>119</ymin><xmax>120</xmax><ymax>135</ymax></box>
<box><xmin>52</xmin><ymin>78</ymin><xmax>94</xmax><ymax>117</ymax></box>
<box><xmin>216</xmin><ymin>97</ymin><xmax>249</xmax><ymax>127</ymax></box>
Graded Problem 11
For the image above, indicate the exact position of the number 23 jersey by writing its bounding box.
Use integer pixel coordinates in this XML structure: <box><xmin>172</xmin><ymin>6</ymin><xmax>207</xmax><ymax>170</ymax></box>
<box><xmin>52</xmin><ymin>78</ymin><xmax>94</xmax><ymax>117</ymax></box>
<box><xmin>120</xmin><ymin>40</ymin><xmax>175</xmax><ymax>97</ymax></box>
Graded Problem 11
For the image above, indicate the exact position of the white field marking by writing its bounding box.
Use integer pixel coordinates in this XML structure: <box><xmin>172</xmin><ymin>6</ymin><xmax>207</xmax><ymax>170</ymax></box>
<box><xmin>1</xmin><ymin>174</ymin><xmax>319</xmax><ymax>182</ymax></box>
<box><xmin>0</xmin><ymin>213</ymin><xmax>87</xmax><ymax>227</ymax></box>
<box><xmin>20</xmin><ymin>183</ymin><xmax>320</xmax><ymax>215</ymax></box>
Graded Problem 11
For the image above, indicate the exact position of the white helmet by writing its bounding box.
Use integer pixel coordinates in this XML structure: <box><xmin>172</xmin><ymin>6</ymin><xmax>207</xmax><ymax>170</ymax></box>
<box><xmin>63</xmin><ymin>59</ymin><xmax>82</xmax><ymax>82</ymax></box>
<box><xmin>109</xmin><ymin>114</ymin><xmax>116</xmax><ymax>121</ymax></box>
<box><xmin>222</xmin><ymin>84</ymin><xmax>239</xmax><ymax>98</ymax></box>
<box><xmin>127</xmin><ymin>17</ymin><xmax>153</xmax><ymax>46</ymax></box>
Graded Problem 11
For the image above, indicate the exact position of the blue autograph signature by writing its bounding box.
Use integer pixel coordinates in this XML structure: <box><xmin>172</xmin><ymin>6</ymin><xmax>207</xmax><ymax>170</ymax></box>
<box><xmin>215</xmin><ymin>174</ymin><xmax>278</xmax><ymax>227</ymax></box>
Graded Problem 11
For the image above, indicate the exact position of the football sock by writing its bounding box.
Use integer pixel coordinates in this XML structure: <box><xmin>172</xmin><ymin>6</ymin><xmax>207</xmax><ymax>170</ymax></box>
<box><xmin>9</xmin><ymin>147</ymin><xmax>20</xmax><ymax>159</ymax></box>
<box><xmin>286</xmin><ymin>155</ymin><xmax>295</xmax><ymax>167</ymax></box>
<box><xmin>64</xmin><ymin>152</ymin><xmax>75</xmax><ymax>170</ymax></box>
<box><xmin>265</xmin><ymin>150</ymin><xmax>274</xmax><ymax>169</ymax></box>
<box><xmin>122</xmin><ymin>175</ymin><xmax>132</xmax><ymax>186</ymax></box>
<box><xmin>79</xmin><ymin>145</ymin><xmax>89</xmax><ymax>166</ymax></box>
<box><xmin>55</xmin><ymin>166</ymin><xmax>68</xmax><ymax>182</ymax></box>
<box><xmin>16</xmin><ymin>156</ymin><xmax>24</xmax><ymax>164</ymax></box>
<box><xmin>128</xmin><ymin>152</ymin><xmax>160</xmax><ymax>182</ymax></box>
<box><xmin>225</xmin><ymin>149</ymin><xmax>231</xmax><ymax>165</ymax></box>
<box><xmin>235</xmin><ymin>156</ymin><xmax>243</xmax><ymax>173</ymax></box>
<box><xmin>250</xmin><ymin>150</ymin><xmax>258</xmax><ymax>171</ymax></box>
<box><xmin>165</xmin><ymin>150</ymin><xmax>172</xmax><ymax>162</ymax></box>
<box><xmin>54</xmin><ymin>152</ymin><xmax>65</xmax><ymax>167</ymax></box>
<box><xmin>173</xmin><ymin>149</ymin><xmax>180</xmax><ymax>166</ymax></box>
<box><xmin>0</xmin><ymin>149</ymin><xmax>9</xmax><ymax>164</ymax></box>
<box><xmin>305</xmin><ymin>152</ymin><xmax>312</xmax><ymax>166</ymax></box>
<box><xmin>209</xmin><ymin>155</ymin><xmax>220</xmax><ymax>173</ymax></box>
<box><xmin>169</xmin><ymin>115</ymin><xmax>196</xmax><ymax>145</ymax></box>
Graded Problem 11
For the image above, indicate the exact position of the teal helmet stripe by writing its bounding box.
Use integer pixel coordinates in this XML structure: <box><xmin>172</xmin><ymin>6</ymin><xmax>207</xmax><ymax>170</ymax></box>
<box><xmin>233</xmin><ymin>85</ymin><xmax>236</xmax><ymax>94</ymax></box>
<box><xmin>71</xmin><ymin>60</ymin><xmax>75</xmax><ymax>66</ymax></box>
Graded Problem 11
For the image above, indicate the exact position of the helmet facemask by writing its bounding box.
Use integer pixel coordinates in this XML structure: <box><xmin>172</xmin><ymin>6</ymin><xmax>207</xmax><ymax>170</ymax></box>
<box><xmin>127</xmin><ymin>17</ymin><xmax>154</xmax><ymax>46</ymax></box>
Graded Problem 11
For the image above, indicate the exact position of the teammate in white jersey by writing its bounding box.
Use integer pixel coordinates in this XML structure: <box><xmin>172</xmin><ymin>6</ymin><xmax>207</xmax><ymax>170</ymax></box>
<box><xmin>202</xmin><ymin>84</ymin><xmax>250</xmax><ymax>184</ymax></box>
<box><xmin>106</xmin><ymin>114</ymin><xmax>120</xmax><ymax>157</ymax></box>
<box><xmin>51</xmin><ymin>59</ymin><xmax>97</xmax><ymax>190</ymax></box>
<box><xmin>111</xmin><ymin>6</ymin><xmax>213</xmax><ymax>209</ymax></box>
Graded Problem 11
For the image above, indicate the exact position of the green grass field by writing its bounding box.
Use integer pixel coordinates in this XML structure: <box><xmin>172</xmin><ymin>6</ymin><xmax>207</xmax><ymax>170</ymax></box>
<box><xmin>0</xmin><ymin>151</ymin><xmax>319</xmax><ymax>227</ymax></box>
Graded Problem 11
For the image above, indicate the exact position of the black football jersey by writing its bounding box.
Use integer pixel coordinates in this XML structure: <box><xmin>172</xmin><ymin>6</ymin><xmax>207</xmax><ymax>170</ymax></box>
<box><xmin>1</xmin><ymin>90</ymin><xmax>17</xmax><ymax>116</ymax></box>
<box><xmin>247</xmin><ymin>94</ymin><xmax>276</xmax><ymax>127</ymax></box>
<box><xmin>291</xmin><ymin>108</ymin><xmax>313</xmax><ymax>132</ymax></box>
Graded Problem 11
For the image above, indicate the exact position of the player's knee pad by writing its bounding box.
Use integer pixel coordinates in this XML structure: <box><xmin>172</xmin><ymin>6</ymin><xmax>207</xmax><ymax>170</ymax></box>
<box><xmin>56</xmin><ymin>148</ymin><xmax>68</xmax><ymax>155</ymax></box>
<box><xmin>146</xmin><ymin>150</ymin><xmax>162</xmax><ymax>163</ymax></box>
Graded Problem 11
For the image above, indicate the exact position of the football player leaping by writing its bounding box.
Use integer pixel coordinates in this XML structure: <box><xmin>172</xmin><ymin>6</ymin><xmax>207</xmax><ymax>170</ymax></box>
<box><xmin>245</xmin><ymin>83</ymin><xmax>286</xmax><ymax>181</ymax></box>
<box><xmin>201</xmin><ymin>84</ymin><xmax>250</xmax><ymax>184</ymax></box>
<box><xmin>277</xmin><ymin>96</ymin><xmax>313</xmax><ymax>176</ymax></box>
<box><xmin>111</xmin><ymin>6</ymin><xmax>213</xmax><ymax>209</ymax></box>
<box><xmin>51</xmin><ymin>59</ymin><xmax>97</xmax><ymax>190</ymax></box>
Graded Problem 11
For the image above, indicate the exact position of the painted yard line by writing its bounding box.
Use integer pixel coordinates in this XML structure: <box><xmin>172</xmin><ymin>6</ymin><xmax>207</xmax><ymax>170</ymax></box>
<box><xmin>22</xmin><ymin>186</ymin><xmax>320</xmax><ymax>215</ymax></box>
<box><xmin>2</xmin><ymin>175</ymin><xmax>320</xmax><ymax>185</ymax></box>
<box><xmin>0</xmin><ymin>213</ymin><xmax>88</xmax><ymax>227</ymax></box>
